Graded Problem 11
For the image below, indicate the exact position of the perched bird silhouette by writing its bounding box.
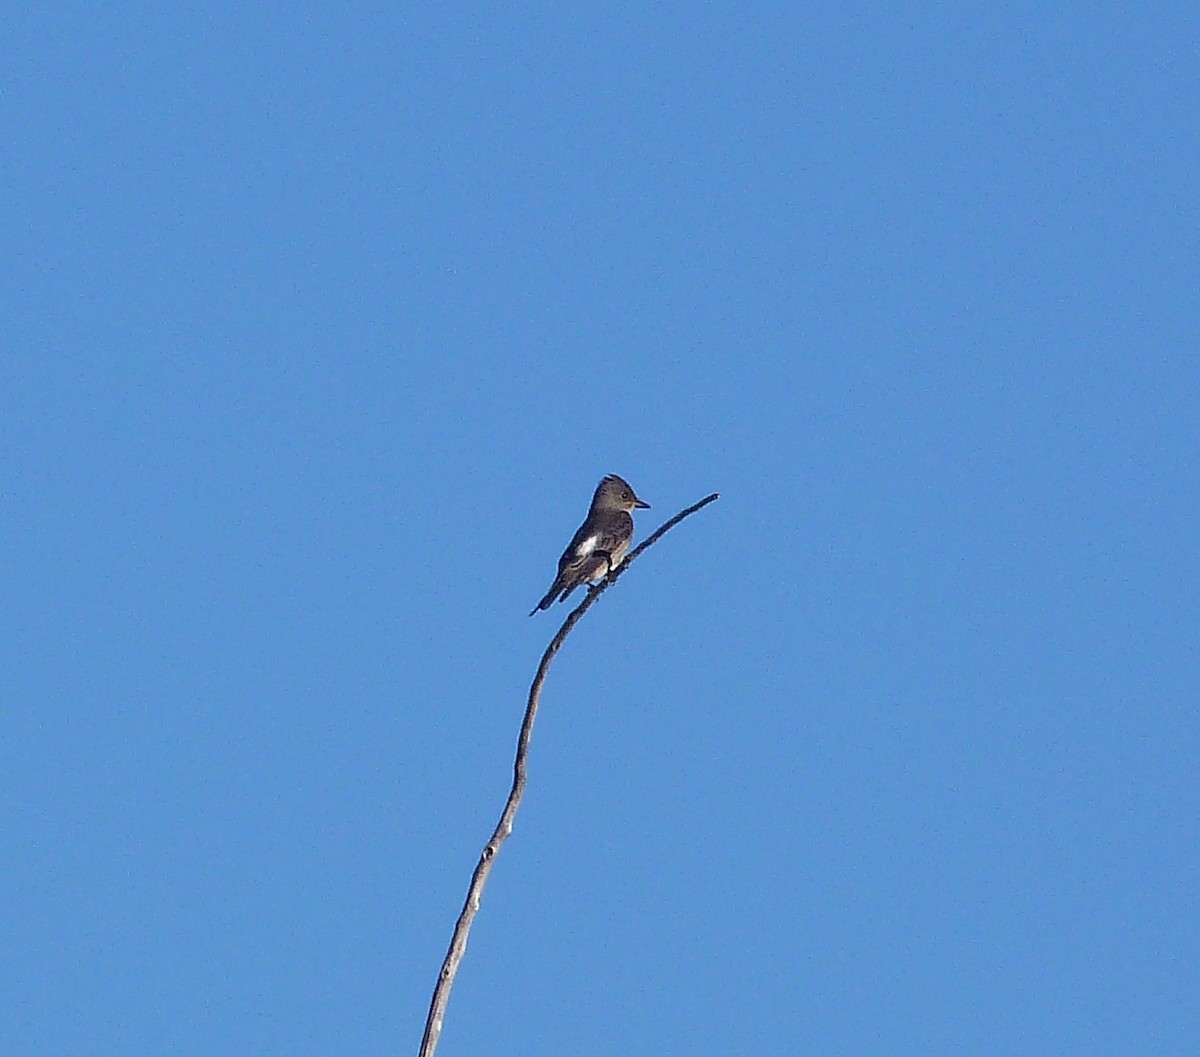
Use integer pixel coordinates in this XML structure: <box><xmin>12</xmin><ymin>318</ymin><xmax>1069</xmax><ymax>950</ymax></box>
<box><xmin>530</xmin><ymin>474</ymin><xmax>650</xmax><ymax>614</ymax></box>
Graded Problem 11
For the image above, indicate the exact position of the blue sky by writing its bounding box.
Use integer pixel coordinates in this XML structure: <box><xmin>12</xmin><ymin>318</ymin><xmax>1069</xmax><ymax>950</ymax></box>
<box><xmin>3</xmin><ymin>4</ymin><xmax>1197</xmax><ymax>1055</ymax></box>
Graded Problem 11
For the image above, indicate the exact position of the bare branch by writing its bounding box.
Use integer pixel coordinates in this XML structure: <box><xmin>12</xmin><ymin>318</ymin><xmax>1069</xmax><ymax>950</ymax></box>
<box><xmin>417</xmin><ymin>491</ymin><xmax>720</xmax><ymax>1057</ymax></box>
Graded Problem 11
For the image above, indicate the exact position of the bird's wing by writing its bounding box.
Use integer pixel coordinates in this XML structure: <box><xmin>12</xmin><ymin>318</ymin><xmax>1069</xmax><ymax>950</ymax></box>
<box><xmin>558</xmin><ymin>524</ymin><xmax>600</xmax><ymax>570</ymax></box>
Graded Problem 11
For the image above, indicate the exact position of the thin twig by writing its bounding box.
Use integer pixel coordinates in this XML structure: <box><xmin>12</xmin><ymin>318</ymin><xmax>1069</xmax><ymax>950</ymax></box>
<box><xmin>417</xmin><ymin>491</ymin><xmax>720</xmax><ymax>1057</ymax></box>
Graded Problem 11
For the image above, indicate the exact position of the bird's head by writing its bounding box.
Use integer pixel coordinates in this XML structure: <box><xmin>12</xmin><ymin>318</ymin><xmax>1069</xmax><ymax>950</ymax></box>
<box><xmin>594</xmin><ymin>474</ymin><xmax>650</xmax><ymax>513</ymax></box>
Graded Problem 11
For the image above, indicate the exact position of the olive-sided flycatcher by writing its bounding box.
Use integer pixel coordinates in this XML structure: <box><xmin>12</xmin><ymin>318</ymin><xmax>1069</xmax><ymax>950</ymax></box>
<box><xmin>530</xmin><ymin>474</ymin><xmax>650</xmax><ymax>614</ymax></box>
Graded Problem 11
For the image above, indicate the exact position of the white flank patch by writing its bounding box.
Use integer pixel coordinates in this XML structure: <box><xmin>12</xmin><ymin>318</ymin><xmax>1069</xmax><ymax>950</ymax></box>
<box><xmin>576</xmin><ymin>533</ymin><xmax>599</xmax><ymax>557</ymax></box>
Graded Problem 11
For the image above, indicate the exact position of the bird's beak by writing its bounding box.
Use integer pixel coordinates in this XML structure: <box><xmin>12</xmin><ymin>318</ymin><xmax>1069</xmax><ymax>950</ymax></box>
<box><xmin>634</xmin><ymin>497</ymin><xmax>651</xmax><ymax>509</ymax></box>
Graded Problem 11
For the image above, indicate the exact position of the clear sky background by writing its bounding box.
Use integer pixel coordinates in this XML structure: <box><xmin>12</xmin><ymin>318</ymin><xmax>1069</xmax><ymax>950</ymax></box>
<box><xmin>3</xmin><ymin>4</ymin><xmax>1197</xmax><ymax>1055</ymax></box>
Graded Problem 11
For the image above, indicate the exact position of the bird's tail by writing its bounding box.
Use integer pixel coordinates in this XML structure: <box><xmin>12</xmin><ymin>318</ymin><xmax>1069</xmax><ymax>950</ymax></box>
<box><xmin>530</xmin><ymin>573</ymin><xmax>583</xmax><ymax>615</ymax></box>
<box><xmin>529</xmin><ymin>585</ymin><xmax>559</xmax><ymax>616</ymax></box>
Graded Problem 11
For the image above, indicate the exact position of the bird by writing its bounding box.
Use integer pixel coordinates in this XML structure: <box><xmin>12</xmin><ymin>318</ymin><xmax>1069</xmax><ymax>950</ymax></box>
<box><xmin>530</xmin><ymin>475</ymin><xmax>650</xmax><ymax>614</ymax></box>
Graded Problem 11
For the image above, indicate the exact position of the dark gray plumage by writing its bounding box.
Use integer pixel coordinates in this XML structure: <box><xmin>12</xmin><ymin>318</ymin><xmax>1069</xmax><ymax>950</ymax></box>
<box><xmin>530</xmin><ymin>475</ymin><xmax>650</xmax><ymax>614</ymax></box>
